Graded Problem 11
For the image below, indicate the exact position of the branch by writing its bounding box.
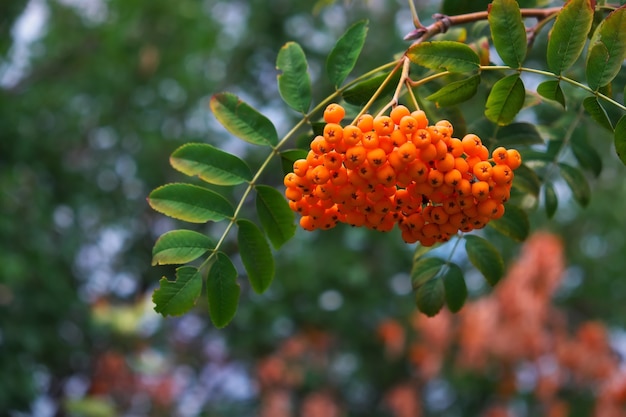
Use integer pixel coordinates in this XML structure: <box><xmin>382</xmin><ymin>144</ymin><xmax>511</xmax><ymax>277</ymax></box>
<box><xmin>404</xmin><ymin>7</ymin><xmax>561</xmax><ymax>43</ymax></box>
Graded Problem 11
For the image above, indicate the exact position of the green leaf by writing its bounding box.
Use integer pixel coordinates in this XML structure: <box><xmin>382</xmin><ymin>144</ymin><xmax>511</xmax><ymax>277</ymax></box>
<box><xmin>495</xmin><ymin>122</ymin><xmax>544</xmax><ymax>146</ymax></box>
<box><xmin>485</xmin><ymin>74</ymin><xmax>525</xmax><ymax>125</ymax></box>
<box><xmin>558</xmin><ymin>162</ymin><xmax>591</xmax><ymax>206</ymax></box>
<box><xmin>411</xmin><ymin>257</ymin><xmax>445</xmax><ymax>289</ymax></box>
<box><xmin>276</xmin><ymin>42</ymin><xmax>312</xmax><ymax>113</ymax></box>
<box><xmin>152</xmin><ymin>229</ymin><xmax>214</xmax><ymax>266</ymax></box>
<box><xmin>465</xmin><ymin>235</ymin><xmax>504</xmax><ymax>286</ymax></box>
<box><xmin>407</xmin><ymin>41</ymin><xmax>480</xmax><ymax>73</ymax></box>
<box><xmin>237</xmin><ymin>219</ymin><xmax>275</xmax><ymax>293</ymax></box>
<box><xmin>255</xmin><ymin>185</ymin><xmax>296</xmax><ymax>249</ymax></box>
<box><xmin>280</xmin><ymin>149</ymin><xmax>309</xmax><ymax>175</ymax></box>
<box><xmin>207</xmin><ymin>252</ymin><xmax>240</xmax><ymax>328</ymax></box>
<box><xmin>547</xmin><ymin>0</ymin><xmax>595</xmax><ymax>74</ymax></box>
<box><xmin>512</xmin><ymin>164</ymin><xmax>541</xmax><ymax>196</ymax></box>
<box><xmin>342</xmin><ymin>70</ymin><xmax>401</xmax><ymax>106</ymax></box>
<box><xmin>488</xmin><ymin>0</ymin><xmax>527</xmax><ymax>67</ymax></box>
<box><xmin>326</xmin><ymin>20</ymin><xmax>369</xmax><ymax>88</ymax></box>
<box><xmin>571</xmin><ymin>127</ymin><xmax>603</xmax><ymax>176</ymax></box>
<box><xmin>488</xmin><ymin>205</ymin><xmax>530</xmax><ymax>242</ymax></box>
<box><xmin>586</xmin><ymin>6</ymin><xmax>626</xmax><ymax>90</ymax></box>
<box><xmin>148</xmin><ymin>183</ymin><xmax>234</xmax><ymax>223</ymax></box>
<box><xmin>210</xmin><ymin>93</ymin><xmax>278</xmax><ymax>147</ymax></box>
<box><xmin>537</xmin><ymin>80</ymin><xmax>566</xmax><ymax>108</ymax></box>
<box><xmin>544</xmin><ymin>182</ymin><xmax>558</xmax><ymax>218</ymax></box>
<box><xmin>614</xmin><ymin>115</ymin><xmax>626</xmax><ymax>165</ymax></box>
<box><xmin>415</xmin><ymin>276</ymin><xmax>445</xmax><ymax>317</ymax></box>
<box><xmin>583</xmin><ymin>96</ymin><xmax>613</xmax><ymax>131</ymax></box>
<box><xmin>153</xmin><ymin>266</ymin><xmax>202</xmax><ymax>316</ymax></box>
<box><xmin>425</xmin><ymin>74</ymin><xmax>481</xmax><ymax>107</ymax></box>
<box><xmin>170</xmin><ymin>143</ymin><xmax>252</xmax><ymax>186</ymax></box>
<box><xmin>443</xmin><ymin>263</ymin><xmax>467</xmax><ymax>313</ymax></box>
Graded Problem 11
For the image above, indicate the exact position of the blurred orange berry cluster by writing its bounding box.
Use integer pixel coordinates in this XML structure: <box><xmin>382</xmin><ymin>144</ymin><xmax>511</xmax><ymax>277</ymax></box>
<box><xmin>284</xmin><ymin>103</ymin><xmax>522</xmax><ymax>245</ymax></box>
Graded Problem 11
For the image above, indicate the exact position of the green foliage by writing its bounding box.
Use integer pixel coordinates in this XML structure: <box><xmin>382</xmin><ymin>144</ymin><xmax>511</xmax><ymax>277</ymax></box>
<box><xmin>442</xmin><ymin>263</ymin><xmax>467</xmax><ymax>313</ymax></box>
<box><xmin>559</xmin><ymin>162</ymin><xmax>591</xmax><ymax>206</ymax></box>
<box><xmin>148</xmin><ymin>183</ymin><xmax>234</xmax><ymax>223</ymax></box>
<box><xmin>488</xmin><ymin>0</ymin><xmax>527</xmax><ymax>67</ymax></box>
<box><xmin>425</xmin><ymin>74</ymin><xmax>481</xmax><ymax>107</ymax></box>
<box><xmin>153</xmin><ymin>266</ymin><xmax>203</xmax><ymax>316</ymax></box>
<box><xmin>537</xmin><ymin>80</ymin><xmax>566</xmax><ymax>107</ymax></box>
<box><xmin>547</xmin><ymin>0</ymin><xmax>595</xmax><ymax>74</ymax></box>
<box><xmin>464</xmin><ymin>235</ymin><xmax>505</xmax><ymax>286</ymax></box>
<box><xmin>255</xmin><ymin>185</ymin><xmax>297</xmax><ymax>249</ymax></box>
<box><xmin>615</xmin><ymin>115</ymin><xmax>626</xmax><ymax>164</ymax></box>
<box><xmin>206</xmin><ymin>252</ymin><xmax>240</xmax><ymax>328</ymax></box>
<box><xmin>237</xmin><ymin>219</ymin><xmax>275</xmax><ymax>294</ymax></box>
<box><xmin>485</xmin><ymin>73</ymin><xmax>525</xmax><ymax>125</ymax></box>
<box><xmin>326</xmin><ymin>20</ymin><xmax>369</xmax><ymax>88</ymax></box>
<box><xmin>407</xmin><ymin>41</ymin><xmax>480</xmax><ymax>73</ymax></box>
<box><xmin>170</xmin><ymin>143</ymin><xmax>253</xmax><ymax>186</ymax></box>
<box><xmin>277</xmin><ymin>42</ymin><xmax>312</xmax><ymax>113</ymax></box>
<box><xmin>151</xmin><ymin>230</ymin><xmax>214</xmax><ymax>266</ymax></box>
<box><xmin>586</xmin><ymin>6</ymin><xmax>626</xmax><ymax>91</ymax></box>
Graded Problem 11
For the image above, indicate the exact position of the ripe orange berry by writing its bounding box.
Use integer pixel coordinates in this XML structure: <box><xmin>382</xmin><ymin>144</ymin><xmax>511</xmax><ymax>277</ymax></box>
<box><xmin>356</xmin><ymin>114</ymin><xmax>374</xmax><ymax>132</ymax></box>
<box><xmin>434</xmin><ymin>139</ymin><xmax>449</xmax><ymax>160</ymax></box>
<box><xmin>411</xmin><ymin>110</ymin><xmax>428</xmax><ymax>129</ymax></box>
<box><xmin>330</xmin><ymin>169</ymin><xmax>348</xmax><ymax>186</ymax></box>
<box><xmin>390</xmin><ymin>105</ymin><xmax>411</xmax><ymax>125</ymax></box>
<box><xmin>435</xmin><ymin>152</ymin><xmax>455</xmax><ymax>172</ymax></box>
<box><xmin>477</xmin><ymin>198</ymin><xmax>498</xmax><ymax>217</ymax></box>
<box><xmin>506</xmin><ymin>149</ymin><xmax>522</xmax><ymax>169</ymax></box>
<box><xmin>323</xmin><ymin>151</ymin><xmax>343</xmax><ymax>171</ymax></box>
<box><xmin>419</xmin><ymin>143</ymin><xmax>438</xmax><ymax>162</ymax></box>
<box><xmin>362</xmin><ymin>131</ymin><xmax>380</xmax><ymax>149</ymax></box>
<box><xmin>323</xmin><ymin>104</ymin><xmax>345</xmax><ymax>124</ymax></box>
<box><xmin>391</xmin><ymin>129</ymin><xmax>408</xmax><ymax>147</ymax></box>
<box><xmin>308</xmin><ymin>165</ymin><xmax>331</xmax><ymax>184</ymax></box>
<box><xmin>406</xmin><ymin>160</ymin><xmax>429</xmax><ymax>183</ymax></box>
<box><xmin>431</xmin><ymin>206</ymin><xmax>449</xmax><ymax>225</ymax></box>
<box><xmin>367</xmin><ymin>148</ymin><xmax>387</xmax><ymax>167</ymax></box>
<box><xmin>476</xmin><ymin>145</ymin><xmax>489</xmax><ymax>160</ymax></box>
<box><xmin>472</xmin><ymin>180</ymin><xmax>490</xmax><ymax>201</ymax></box>
<box><xmin>454</xmin><ymin>157</ymin><xmax>470</xmax><ymax>175</ymax></box>
<box><xmin>428</xmin><ymin>169</ymin><xmax>445</xmax><ymax>188</ymax></box>
<box><xmin>444</xmin><ymin>169</ymin><xmax>462</xmax><ymax>187</ymax></box>
<box><xmin>373</xmin><ymin>115</ymin><xmax>394</xmax><ymax>135</ymax></box>
<box><xmin>324</xmin><ymin>123</ymin><xmax>344</xmax><ymax>143</ymax></box>
<box><xmin>412</xmin><ymin>129</ymin><xmax>432</xmax><ymax>149</ymax></box>
<box><xmin>343</xmin><ymin>125</ymin><xmax>362</xmax><ymax>147</ymax></box>
<box><xmin>344</xmin><ymin>146</ymin><xmax>367</xmax><ymax>169</ymax></box>
<box><xmin>399</xmin><ymin>115</ymin><xmax>419</xmax><ymax>136</ymax></box>
<box><xmin>462</xmin><ymin>134</ymin><xmax>482</xmax><ymax>156</ymax></box>
<box><xmin>376</xmin><ymin>164</ymin><xmax>397</xmax><ymax>187</ymax></box>
<box><xmin>492</xmin><ymin>164</ymin><xmax>513</xmax><ymax>185</ymax></box>
<box><xmin>490</xmin><ymin>184</ymin><xmax>510</xmax><ymax>202</ymax></box>
<box><xmin>285</xmin><ymin>186</ymin><xmax>303</xmax><ymax>201</ymax></box>
<box><xmin>300</xmin><ymin>215</ymin><xmax>316</xmax><ymax>231</ymax></box>
<box><xmin>448</xmin><ymin>138</ymin><xmax>464</xmax><ymax>157</ymax></box>
<box><xmin>456</xmin><ymin>178</ymin><xmax>472</xmax><ymax>196</ymax></box>
<box><xmin>492</xmin><ymin>146</ymin><xmax>509</xmax><ymax>165</ymax></box>
<box><xmin>398</xmin><ymin>141</ymin><xmax>418</xmax><ymax>164</ymax></box>
<box><xmin>293</xmin><ymin>159</ymin><xmax>309</xmax><ymax>177</ymax></box>
<box><xmin>472</xmin><ymin>161</ymin><xmax>493</xmax><ymax>181</ymax></box>
<box><xmin>378</xmin><ymin>135</ymin><xmax>395</xmax><ymax>154</ymax></box>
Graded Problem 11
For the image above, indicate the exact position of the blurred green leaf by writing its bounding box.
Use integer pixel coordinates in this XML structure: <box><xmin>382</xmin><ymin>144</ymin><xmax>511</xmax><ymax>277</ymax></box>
<box><xmin>544</xmin><ymin>182</ymin><xmax>559</xmax><ymax>218</ymax></box>
<box><xmin>586</xmin><ymin>6</ymin><xmax>626</xmax><ymax>90</ymax></box>
<box><xmin>170</xmin><ymin>143</ymin><xmax>252</xmax><ymax>186</ymax></box>
<box><xmin>537</xmin><ymin>80</ymin><xmax>566</xmax><ymax>107</ymax></box>
<box><xmin>559</xmin><ymin>162</ymin><xmax>591</xmax><ymax>206</ymax></box>
<box><xmin>152</xmin><ymin>229</ymin><xmax>214</xmax><ymax>266</ymax></box>
<box><xmin>488</xmin><ymin>205</ymin><xmax>530</xmax><ymax>242</ymax></box>
<box><xmin>415</xmin><ymin>275</ymin><xmax>445</xmax><ymax>317</ymax></box>
<box><xmin>255</xmin><ymin>185</ymin><xmax>296</xmax><ymax>249</ymax></box>
<box><xmin>442</xmin><ymin>263</ymin><xmax>467</xmax><ymax>313</ymax></box>
<box><xmin>547</xmin><ymin>0</ymin><xmax>594</xmax><ymax>74</ymax></box>
<box><xmin>407</xmin><ymin>41</ymin><xmax>480</xmax><ymax>73</ymax></box>
<box><xmin>511</xmin><ymin>164</ymin><xmax>541</xmax><ymax>197</ymax></box>
<box><xmin>148</xmin><ymin>183</ymin><xmax>234</xmax><ymax>223</ymax></box>
<box><xmin>153</xmin><ymin>266</ymin><xmax>202</xmax><ymax>316</ymax></box>
<box><xmin>485</xmin><ymin>74</ymin><xmax>525</xmax><ymax>125</ymax></box>
<box><xmin>210</xmin><ymin>93</ymin><xmax>278</xmax><ymax>147</ymax></box>
<box><xmin>425</xmin><ymin>74</ymin><xmax>481</xmax><ymax>107</ymax></box>
<box><xmin>614</xmin><ymin>115</ymin><xmax>626</xmax><ymax>165</ymax></box>
<box><xmin>583</xmin><ymin>96</ymin><xmax>613</xmax><ymax>131</ymax></box>
<box><xmin>207</xmin><ymin>252</ymin><xmax>240</xmax><ymax>328</ymax></box>
<box><xmin>342</xmin><ymin>70</ymin><xmax>401</xmax><ymax>106</ymax></box>
<box><xmin>572</xmin><ymin>127</ymin><xmax>603</xmax><ymax>176</ymax></box>
<box><xmin>488</xmin><ymin>0</ymin><xmax>527</xmax><ymax>68</ymax></box>
<box><xmin>411</xmin><ymin>256</ymin><xmax>445</xmax><ymax>289</ymax></box>
<box><xmin>277</xmin><ymin>42</ymin><xmax>311</xmax><ymax>113</ymax></box>
<box><xmin>465</xmin><ymin>235</ymin><xmax>504</xmax><ymax>286</ymax></box>
<box><xmin>237</xmin><ymin>219</ymin><xmax>275</xmax><ymax>293</ymax></box>
<box><xmin>495</xmin><ymin>122</ymin><xmax>544</xmax><ymax>146</ymax></box>
<box><xmin>326</xmin><ymin>20</ymin><xmax>369</xmax><ymax>88</ymax></box>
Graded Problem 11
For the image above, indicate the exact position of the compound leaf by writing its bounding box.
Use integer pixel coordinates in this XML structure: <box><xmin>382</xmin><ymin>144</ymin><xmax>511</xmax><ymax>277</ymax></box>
<box><xmin>326</xmin><ymin>20</ymin><xmax>369</xmax><ymax>88</ymax></box>
<box><xmin>411</xmin><ymin>257</ymin><xmax>446</xmax><ymax>289</ymax></box>
<box><xmin>148</xmin><ymin>183</ymin><xmax>234</xmax><ymax>223</ymax></box>
<box><xmin>547</xmin><ymin>0</ymin><xmax>595</xmax><ymax>74</ymax></box>
<box><xmin>425</xmin><ymin>74</ymin><xmax>481</xmax><ymax>107</ymax></box>
<box><xmin>255</xmin><ymin>185</ymin><xmax>296</xmax><ymax>249</ymax></box>
<box><xmin>152</xmin><ymin>229</ymin><xmax>214</xmax><ymax>266</ymax></box>
<box><xmin>465</xmin><ymin>235</ymin><xmax>504</xmax><ymax>286</ymax></box>
<box><xmin>237</xmin><ymin>219</ymin><xmax>275</xmax><ymax>294</ymax></box>
<box><xmin>407</xmin><ymin>41</ymin><xmax>480</xmax><ymax>73</ymax></box>
<box><xmin>277</xmin><ymin>42</ymin><xmax>312</xmax><ymax>113</ymax></box>
<box><xmin>485</xmin><ymin>73</ymin><xmax>525</xmax><ymax>125</ymax></box>
<box><xmin>153</xmin><ymin>266</ymin><xmax>202</xmax><ymax>316</ymax></box>
<box><xmin>586</xmin><ymin>6</ymin><xmax>626</xmax><ymax>90</ymax></box>
<box><xmin>210</xmin><ymin>93</ymin><xmax>278</xmax><ymax>147</ymax></box>
<box><xmin>488</xmin><ymin>0</ymin><xmax>527</xmax><ymax>67</ymax></box>
<box><xmin>207</xmin><ymin>252</ymin><xmax>240</xmax><ymax>328</ymax></box>
<box><xmin>170</xmin><ymin>143</ymin><xmax>252</xmax><ymax>186</ymax></box>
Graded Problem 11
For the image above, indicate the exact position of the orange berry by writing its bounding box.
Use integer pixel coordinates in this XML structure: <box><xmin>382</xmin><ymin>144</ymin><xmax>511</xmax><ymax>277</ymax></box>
<box><xmin>419</xmin><ymin>143</ymin><xmax>438</xmax><ymax>162</ymax></box>
<box><xmin>357</xmin><ymin>161</ymin><xmax>376</xmax><ymax>181</ymax></box>
<box><xmin>367</xmin><ymin>148</ymin><xmax>387</xmax><ymax>167</ymax></box>
<box><xmin>388</xmin><ymin>150</ymin><xmax>406</xmax><ymax>171</ymax></box>
<box><xmin>323</xmin><ymin>151</ymin><xmax>343</xmax><ymax>171</ymax></box>
<box><xmin>390</xmin><ymin>129</ymin><xmax>408</xmax><ymax>147</ymax></box>
<box><xmin>413</xmin><ymin>181</ymin><xmax>434</xmax><ymax>196</ymax></box>
<box><xmin>376</xmin><ymin>164</ymin><xmax>397</xmax><ymax>187</ymax></box>
<box><xmin>284</xmin><ymin>172</ymin><xmax>299</xmax><ymax>188</ymax></box>
<box><xmin>473</xmin><ymin>161</ymin><xmax>493</xmax><ymax>181</ymax></box>
<box><xmin>411</xmin><ymin>110</ymin><xmax>429</xmax><ymax>129</ymax></box>
<box><xmin>343</xmin><ymin>125</ymin><xmax>363</xmax><ymax>147</ymax></box>
<box><xmin>399</xmin><ymin>115</ymin><xmax>419</xmax><ymax>136</ymax></box>
<box><xmin>344</xmin><ymin>146</ymin><xmax>367</xmax><ymax>169</ymax></box>
<box><xmin>390</xmin><ymin>105</ymin><xmax>411</xmax><ymax>125</ymax></box>
<box><xmin>477</xmin><ymin>198</ymin><xmax>498</xmax><ymax>217</ymax></box>
<box><xmin>435</xmin><ymin>152</ymin><xmax>455</xmax><ymax>172</ymax></box>
<box><xmin>492</xmin><ymin>146</ymin><xmax>509</xmax><ymax>165</ymax></box>
<box><xmin>285</xmin><ymin>186</ymin><xmax>303</xmax><ymax>201</ymax></box>
<box><xmin>362</xmin><ymin>131</ymin><xmax>380</xmax><ymax>149</ymax></box>
<box><xmin>373</xmin><ymin>115</ymin><xmax>394</xmax><ymax>135</ymax></box>
<box><xmin>300</xmin><ymin>215</ymin><xmax>316</xmax><ymax>231</ymax></box>
<box><xmin>448</xmin><ymin>138</ymin><xmax>464</xmax><ymax>157</ymax></box>
<box><xmin>434</xmin><ymin>139</ymin><xmax>449</xmax><ymax>160</ymax></box>
<box><xmin>456</xmin><ymin>178</ymin><xmax>472</xmax><ymax>196</ymax></box>
<box><xmin>293</xmin><ymin>159</ymin><xmax>309</xmax><ymax>177</ymax></box>
<box><xmin>345</xmin><ymin>211</ymin><xmax>366</xmax><ymax>227</ymax></box>
<box><xmin>472</xmin><ymin>180</ymin><xmax>490</xmax><ymax>201</ymax></box>
<box><xmin>443</xmin><ymin>198</ymin><xmax>462</xmax><ymax>215</ymax></box>
<box><xmin>431</xmin><ymin>206</ymin><xmax>449</xmax><ymax>225</ymax></box>
<box><xmin>476</xmin><ymin>145</ymin><xmax>489</xmax><ymax>160</ymax></box>
<box><xmin>461</xmin><ymin>134</ymin><xmax>482</xmax><ymax>156</ymax></box>
<box><xmin>324</xmin><ymin>123</ymin><xmax>343</xmax><ymax>143</ymax></box>
<box><xmin>308</xmin><ymin>165</ymin><xmax>331</xmax><ymax>184</ymax></box>
<box><xmin>492</xmin><ymin>203</ymin><xmax>505</xmax><ymax>219</ymax></box>
<box><xmin>406</xmin><ymin>160</ymin><xmax>429</xmax><ymax>183</ymax></box>
<box><xmin>330</xmin><ymin>169</ymin><xmax>348</xmax><ymax>186</ymax></box>
<box><xmin>428</xmin><ymin>169</ymin><xmax>445</xmax><ymax>188</ymax></box>
<box><xmin>422</xmin><ymin>223</ymin><xmax>440</xmax><ymax>239</ymax></box>
<box><xmin>323</xmin><ymin>103</ymin><xmax>345</xmax><ymax>124</ymax></box>
<box><xmin>454</xmin><ymin>157</ymin><xmax>470</xmax><ymax>175</ymax></box>
<box><xmin>398</xmin><ymin>141</ymin><xmax>418</xmax><ymax>164</ymax></box>
<box><xmin>492</xmin><ymin>164</ymin><xmax>513</xmax><ymax>185</ymax></box>
<box><xmin>427</xmin><ymin>126</ymin><xmax>443</xmax><ymax>143</ymax></box>
<box><xmin>444</xmin><ymin>169</ymin><xmax>462</xmax><ymax>187</ymax></box>
<box><xmin>412</xmin><ymin>129</ymin><xmax>432</xmax><ymax>149</ymax></box>
<box><xmin>506</xmin><ymin>149</ymin><xmax>522</xmax><ymax>169</ymax></box>
<box><xmin>356</xmin><ymin>114</ymin><xmax>374</xmax><ymax>132</ymax></box>
<box><xmin>490</xmin><ymin>184</ymin><xmax>510</xmax><ymax>202</ymax></box>
<box><xmin>378</xmin><ymin>135</ymin><xmax>395</xmax><ymax>154</ymax></box>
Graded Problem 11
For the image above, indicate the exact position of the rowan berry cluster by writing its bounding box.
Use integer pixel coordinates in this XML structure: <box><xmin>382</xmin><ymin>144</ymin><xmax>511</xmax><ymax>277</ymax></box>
<box><xmin>284</xmin><ymin>103</ymin><xmax>522</xmax><ymax>245</ymax></box>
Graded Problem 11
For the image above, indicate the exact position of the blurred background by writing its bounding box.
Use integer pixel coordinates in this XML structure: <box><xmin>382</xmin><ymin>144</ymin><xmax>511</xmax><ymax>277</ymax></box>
<box><xmin>2</xmin><ymin>0</ymin><xmax>626</xmax><ymax>416</ymax></box>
